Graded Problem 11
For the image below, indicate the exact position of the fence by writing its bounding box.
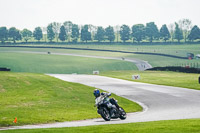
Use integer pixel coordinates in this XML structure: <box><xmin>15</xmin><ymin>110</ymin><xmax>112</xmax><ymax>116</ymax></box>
<box><xmin>174</xmin><ymin>63</ymin><xmax>200</xmax><ymax>69</ymax></box>
<box><xmin>0</xmin><ymin>68</ymin><xmax>11</xmax><ymax>71</ymax></box>
<box><xmin>147</xmin><ymin>66</ymin><xmax>200</xmax><ymax>74</ymax></box>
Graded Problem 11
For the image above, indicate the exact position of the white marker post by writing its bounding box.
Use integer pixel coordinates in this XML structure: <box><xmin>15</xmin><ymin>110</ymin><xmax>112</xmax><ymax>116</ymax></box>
<box><xmin>132</xmin><ymin>75</ymin><xmax>140</xmax><ymax>80</ymax></box>
<box><xmin>93</xmin><ymin>71</ymin><xmax>99</xmax><ymax>75</ymax></box>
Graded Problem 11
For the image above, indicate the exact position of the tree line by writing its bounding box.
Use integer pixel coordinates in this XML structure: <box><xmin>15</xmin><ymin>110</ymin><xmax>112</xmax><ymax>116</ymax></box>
<box><xmin>0</xmin><ymin>19</ymin><xmax>200</xmax><ymax>44</ymax></box>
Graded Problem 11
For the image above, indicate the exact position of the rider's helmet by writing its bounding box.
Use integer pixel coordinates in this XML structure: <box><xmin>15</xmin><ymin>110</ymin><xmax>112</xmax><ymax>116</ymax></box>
<box><xmin>93</xmin><ymin>89</ymin><xmax>100</xmax><ymax>98</ymax></box>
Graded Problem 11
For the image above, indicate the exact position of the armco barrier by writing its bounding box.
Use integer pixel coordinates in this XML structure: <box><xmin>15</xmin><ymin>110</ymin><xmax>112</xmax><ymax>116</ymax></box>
<box><xmin>147</xmin><ymin>66</ymin><xmax>200</xmax><ymax>74</ymax></box>
<box><xmin>0</xmin><ymin>68</ymin><xmax>11</xmax><ymax>71</ymax></box>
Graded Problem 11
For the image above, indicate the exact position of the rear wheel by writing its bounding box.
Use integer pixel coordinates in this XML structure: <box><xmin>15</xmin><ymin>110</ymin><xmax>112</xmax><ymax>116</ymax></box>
<box><xmin>100</xmin><ymin>107</ymin><xmax>111</xmax><ymax>121</ymax></box>
<box><xmin>119</xmin><ymin>107</ymin><xmax>126</xmax><ymax>120</ymax></box>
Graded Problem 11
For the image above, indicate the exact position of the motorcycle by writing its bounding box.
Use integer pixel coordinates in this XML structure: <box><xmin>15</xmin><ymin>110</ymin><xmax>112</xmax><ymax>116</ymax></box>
<box><xmin>95</xmin><ymin>93</ymin><xmax>126</xmax><ymax>121</ymax></box>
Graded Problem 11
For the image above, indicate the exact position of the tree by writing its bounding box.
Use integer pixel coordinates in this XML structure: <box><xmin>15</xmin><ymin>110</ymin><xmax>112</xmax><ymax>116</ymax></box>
<box><xmin>168</xmin><ymin>23</ymin><xmax>175</xmax><ymax>42</ymax></box>
<box><xmin>120</xmin><ymin>25</ymin><xmax>131</xmax><ymax>43</ymax></box>
<box><xmin>58</xmin><ymin>25</ymin><xmax>67</xmax><ymax>42</ymax></box>
<box><xmin>33</xmin><ymin>27</ymin><xmax>43</xmax><ymax>42</ymax></box>
<box><xmin>94</xmin><ymin>26</ymin><xmax>105</xmax><ymax>42</ymax></box>
<box><xmin>47</xmin><ymin>24</ymin><xmax>55</xmax><ymax>42</ymax></box>
<box><xmin>178</xmin><ymin>19</ymin><xmax>192</xmax><ymax>42</ymax></box>
<box><xmin>63</xmin><ymin>21</ymin><xmax>73</xmax><ymax>42</ymax></box>
<box><xmin>188</xmin><ymin>25</ymin><xmax>200</xmax><ymax>42</ymax></box>
<box><xmin>145</xmin><ymin>22</ymin><xmax>159</xmax><ymax>43</ymax></box>
<box><xmin>0</xmin><ymin>27</ymin><xmax>8</xmax><ymax>43</ymax></box>
<box><xmin>21</xmin><ymin>29</ymin><xmax>32</xmax><ymax>42</ymax></box>
<box><xmin>42</xmin><ymin>27</ymin><xmax>47</xmax><ymax>42</ymax></box>
<box><xmin>160</xmin><ymin>24</ymin><xmax>170</xmax><ymax>42</ymax></box>
<box><xmin>174</xmin><ymin>23</ymin><xmax>183</xmax><ymax>43</ymax></box>
<box><xmin>132</xmin><ymin>24</ymin><xmax>145</xmax><ymax>43</ymax></box>
<box><xmin>81</xmin><ymin>25</ymin><xmax>91</xmax><ymax>43</ymax></box>
<box><xmin>71</xmin><ymin>24</ymin><xmax>79</xmax><ymax>43</ymax></box>
<box><xmin>114</xmin><ymin>25</ymin><xmax>120</xmax><ymax>43</ymax></box>
<box><xmin>52</xmin><ymin>22</ymin><xmax>61</xmax><ymax>42</ymax></box>
<box><xmin>105</xmin><ymin>26</ymin><xmax>115</xmax><ymax>42</ymax></box>
<box><xmin>88</xmin><ymin>24</ymin><xmax>95</xmax><ymax>41</ymax></box>
<box><xmin>8</xmin><ymin>27</ymin><xmax>22</xmax><ymax>43</ymax></box>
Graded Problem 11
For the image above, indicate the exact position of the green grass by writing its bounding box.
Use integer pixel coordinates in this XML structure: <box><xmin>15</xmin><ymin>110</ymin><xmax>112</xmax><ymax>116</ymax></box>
<box><xmin>0</xmin><ymin>72</ymin><xmax>142</xmax><ymax>127</ymax></box>
<box><xmin>2</xmin><ymin>119</ymin><xmax>200</xmax><ymax>133</ymax></box>
<box><xmin>0</xmin><ymin>52</ymin><xmax>137</xmax><ymax>73</ymax></box>
<box><xmin>101</xmin><ymin>70</ymin><xmax>200</xmax><ymax>90</ymax></box>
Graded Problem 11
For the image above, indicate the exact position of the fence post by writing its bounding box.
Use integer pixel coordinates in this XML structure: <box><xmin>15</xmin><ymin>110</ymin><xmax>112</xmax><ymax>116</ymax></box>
<box><xmin>199</xmin><ymin>76</ymin><xmax>200</xmax><ymax>84</ymax></box>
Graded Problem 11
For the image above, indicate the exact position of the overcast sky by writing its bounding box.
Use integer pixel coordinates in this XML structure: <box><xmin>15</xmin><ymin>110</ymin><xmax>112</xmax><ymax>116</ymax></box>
<box><xmin>0</xmin><ymin>0</ymin><xmax>200</xmax><ymax>30</ymax></box>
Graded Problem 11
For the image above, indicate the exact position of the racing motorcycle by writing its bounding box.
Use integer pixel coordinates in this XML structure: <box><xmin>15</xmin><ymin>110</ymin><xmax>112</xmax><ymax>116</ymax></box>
<box><xmin>95</xmin><ymin>93</ymin><xmax>126</xmax><ymax>121</ymax></box>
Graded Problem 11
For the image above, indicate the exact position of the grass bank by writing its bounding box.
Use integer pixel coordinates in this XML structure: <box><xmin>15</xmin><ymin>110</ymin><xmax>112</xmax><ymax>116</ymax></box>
<box><xmin>0</xmin><ymin>72</ymin><xmax>142</xmax><ymax>127</ymax></box>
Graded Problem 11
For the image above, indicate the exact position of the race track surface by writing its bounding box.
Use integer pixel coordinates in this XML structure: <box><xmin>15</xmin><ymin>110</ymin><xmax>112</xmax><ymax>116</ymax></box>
<box><xmin>2</xmin><ymin>74</ymin><xmax>200</xmax><ymax>130</ymax></box>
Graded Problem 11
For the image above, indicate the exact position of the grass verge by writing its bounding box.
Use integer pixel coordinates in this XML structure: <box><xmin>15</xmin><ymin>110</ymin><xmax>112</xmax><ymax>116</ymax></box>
<box><xmin>101</xmin><ymin>70</ymin><xmax>200</xmax><ymax>90</ymax></box>
<box><xmin>2</xmin><ymin>119</ymin><xmax>200</xmax><ymax>133</ymax></box>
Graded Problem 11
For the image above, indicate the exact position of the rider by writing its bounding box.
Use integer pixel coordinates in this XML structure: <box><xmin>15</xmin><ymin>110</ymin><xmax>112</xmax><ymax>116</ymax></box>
<box><xmin>93</xmin><ymin>89</ymin><xmax>120</xmax><ymax>109</ymax></box>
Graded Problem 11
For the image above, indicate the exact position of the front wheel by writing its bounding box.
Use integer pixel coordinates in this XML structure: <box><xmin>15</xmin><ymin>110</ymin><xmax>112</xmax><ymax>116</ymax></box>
<box><xmin>100</xmin><ymin>107</ymin><xmax>111</xmax><ymax>121</ymax></box>
<box><xmin>119</xmin><ymin>107</ymin><xmax>126</xmax><ymax>120</ymax></box>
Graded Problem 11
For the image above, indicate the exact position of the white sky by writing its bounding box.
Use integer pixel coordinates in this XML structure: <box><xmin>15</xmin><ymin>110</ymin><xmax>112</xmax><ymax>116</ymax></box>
<box><xmin>0</xmin><ymin>0</ymin><xmax>200</xmax><ymax>31</ymax></box>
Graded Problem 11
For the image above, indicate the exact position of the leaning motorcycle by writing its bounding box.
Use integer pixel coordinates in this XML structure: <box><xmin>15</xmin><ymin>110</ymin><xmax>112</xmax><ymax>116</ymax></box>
<box><xmin>95</xmin><ymin>93</ymin><xmax>126</xmax><ymax>121</ymax></box>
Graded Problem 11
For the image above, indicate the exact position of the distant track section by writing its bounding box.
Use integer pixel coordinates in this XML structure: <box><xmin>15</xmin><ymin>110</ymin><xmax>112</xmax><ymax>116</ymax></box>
<box><xmin>0</xmin><ymin>51</ymin><xmax>152</xmax><ymax>71</ymax></box>
<box><xmin>0</xmin><ymin>45</ymin><xmax>188</xmax><ymax>59</ymax></box>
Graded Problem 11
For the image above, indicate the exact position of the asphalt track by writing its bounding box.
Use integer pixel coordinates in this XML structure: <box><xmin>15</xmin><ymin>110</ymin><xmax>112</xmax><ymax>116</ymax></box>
<box><xmin>2</xmin><ymin>74</ymin><xmax>200</xmax><ymax>130</ymax></box>
<box><xmin>0</xmin><ymin>51</ymin><xmax>152</xmax><ymax>71</ymax></box>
